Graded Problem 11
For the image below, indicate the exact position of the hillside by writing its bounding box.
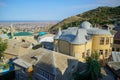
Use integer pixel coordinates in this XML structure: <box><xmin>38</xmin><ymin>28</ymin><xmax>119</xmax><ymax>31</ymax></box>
<box><xmin>50</xmin><ymin>6</ymin><xmax>120</xmax><ymax>32</ymax></box>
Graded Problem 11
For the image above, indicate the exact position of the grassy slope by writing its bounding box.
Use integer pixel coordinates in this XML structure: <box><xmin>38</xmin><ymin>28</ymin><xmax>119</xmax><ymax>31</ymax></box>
<box><xmin>50</xmin><ymin>6</ymin><xmax>120</xmax><ymax>32</ymax></box>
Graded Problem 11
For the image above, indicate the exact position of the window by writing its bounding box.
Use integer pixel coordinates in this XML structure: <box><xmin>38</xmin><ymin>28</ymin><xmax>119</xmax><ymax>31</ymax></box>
<box><xmin>86</xmin><ymin>35</ymin><xmax>91</xmax><ymax>40</ymax></box>
<box><xmin>112</xmin><ymin>48</ymin><xmax>115</xmax><ymax>51</ymax></box>
<box><xmin>44</xmin><ymin>72</ymin><xmax>49</xmax><ymax>79</ymax></box>
<box><xmin>105</xmin><ymin>50</ymin><xmax>108</xmax><ymax>57</ymax></box>
<box><xmin>100</xmin><ymin>37</ymin><xmax>104</xmax><ymax>45</ymax></box>
<box><xmin>86</xmin><ymin>49</ymin><xmax>90</xmax><ymax>56</ymax></box>
<box><xmin>49</xmin><ymin>75</ymin><xmax>55</xmax><ymax>80</ymax></box>
<box><xmin>39</xmin><ymin>69</ymin><xmax>44</xmax><ymax>75</ymax></box>
<box><xmin>116</xmin><ymin>48</ymin><xmax>119</xmax><ymax>51</ymax></box>
<box><xmin>82</xmin><ymin>52</ymin><xmax>85</xmax><ymax>58</ymax></box>
<box><xmin>114</xmin><ymin>40</ymin><xmax>120</xmax><ymax>44</ymax></box>
<box><xmin>38</xmin><ymin>69</ymin><xmax>50</xmax><ymax>80</ymax></box>
<box><xmin>99</xmin><ymin>50</ymin><xmax>103</xmax><ymax>55</ymax></box>
<box><xmin>106</xmin><ymin>37</ymin><xmax>109</xmax><ymax>44</ymax></box>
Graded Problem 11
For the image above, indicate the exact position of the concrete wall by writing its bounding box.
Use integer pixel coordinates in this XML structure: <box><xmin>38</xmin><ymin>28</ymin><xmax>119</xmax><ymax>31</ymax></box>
<box><xmin>71</xmin><ymin>41</ymin><xmax>92</xmax><ymax>62</ymax></box>
<box><xmin>59</xmin><ymin>40</ymin><xmax>70</xmax><ymax>55</ymax></box>
<box><xmin>71</xmin><ymin>44</ymin><xmax>85</xmax><ymax>61</ymax></box>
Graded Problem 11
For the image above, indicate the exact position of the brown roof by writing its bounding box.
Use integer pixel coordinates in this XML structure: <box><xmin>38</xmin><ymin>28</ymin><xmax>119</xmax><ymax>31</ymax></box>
<box><xmin>5</xmin><ymin>39</ymin><xmax>32</xmax><ymax>56</ymax></box>
<box><xmin>114</xmin><ymin>30</ymin><xmax>120</xmax><ymax>39</ymax></box>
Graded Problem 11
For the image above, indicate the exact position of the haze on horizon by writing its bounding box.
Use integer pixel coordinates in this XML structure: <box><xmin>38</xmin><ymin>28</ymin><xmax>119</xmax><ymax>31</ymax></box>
<box><xmin>0</xmin><ymin>0</ymin><xmax>120</xmax><ymax>21</ymax></box>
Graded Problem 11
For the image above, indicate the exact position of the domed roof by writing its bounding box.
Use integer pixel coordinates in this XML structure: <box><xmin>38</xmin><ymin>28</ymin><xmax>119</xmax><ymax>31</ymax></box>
<box><xmin>80</xmin><ymin>21</ymin><xmax>92</xmax><ymax>29</ymax></box>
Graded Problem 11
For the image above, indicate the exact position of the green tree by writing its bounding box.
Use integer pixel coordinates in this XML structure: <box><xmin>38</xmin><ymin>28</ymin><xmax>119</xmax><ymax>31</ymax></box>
<box><xmin>73</xmin><ymin>51</ymin><xmax>101</xmax><ymax>80</ymax></box>
<box><xmin>0</xmin><ymin>38</ymin><xmax>8</xmax><ymax>60</ymax></box>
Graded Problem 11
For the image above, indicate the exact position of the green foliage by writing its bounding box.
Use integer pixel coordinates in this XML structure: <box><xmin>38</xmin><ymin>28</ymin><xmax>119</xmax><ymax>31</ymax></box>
<box><xmin>2</xmin><ymin>30</ymin><xmax>7</xmax><ymax>34</ymax></box>
<box><xmin>73</xmin><ymin>52</ymin><xmax>101</xmax><ymax>80</ymax></box>
<box><xmin>0</xmin><ymin>38</ymin><xmax>8</xmax><ymax>59</ymax></box>
<box><xmin>50</xmin><ymin>6</ymin><xmax>120</xmax><ymax>32</ymax></box>
<box><xmin>90</xmin><ymin>51</ymin><xmax>99</xmax><ymax>61</ymax></box>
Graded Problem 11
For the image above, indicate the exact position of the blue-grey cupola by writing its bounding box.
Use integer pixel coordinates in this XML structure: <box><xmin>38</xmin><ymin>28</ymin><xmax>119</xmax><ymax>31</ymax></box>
<box><xmin>71</xmin><ymin>29</ymin><xmax>87</xmax><ymax>44</ymax></box>
<box><xmin>54</xmin><ymin>27</ymin><xmax>62</xmax><ymax>39</ymax></box>
<box><xmin>79</xmin><ymin>21</ymin><xmax>92</xmax><ymax>29</ymax></box>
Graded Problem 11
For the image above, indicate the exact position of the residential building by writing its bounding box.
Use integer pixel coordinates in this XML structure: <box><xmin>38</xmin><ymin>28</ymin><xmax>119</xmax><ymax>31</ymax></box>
<box><xmin>37</xmin><ymin>34</ymin><xmax>55</xmax><ymax>50</ymax></box>
<box><xmin>102</xmin><ymin>24</ymin><xmax>115</xmax><ymax>31</ymax></box>
<box><xmin>7</xmin><ymin>24</ymin><xmax>37</xmax><ymax>44</ymax></box>
<box><xmin>13</xmin><ymin>48</ymin><xmax>78</xmax><ymax>80</ymax></box>
<box><xmin>54</xmin><ymin>21</ymin><xmax>113</xmax><ymax>61</ymax></box>
<box><xmin>113</xmin><ymin>30</ymin><xmax>120</xmax><ymax>52</ymax></box>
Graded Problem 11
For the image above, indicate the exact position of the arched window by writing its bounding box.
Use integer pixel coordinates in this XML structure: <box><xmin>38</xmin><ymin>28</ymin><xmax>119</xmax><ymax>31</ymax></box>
<box><xmin>99</xmin><ymin>50</ymin><xmax>103</xmax><ymax>55</ymax></box>
<box><xmin>106</xmin><ymin>37</ymin><xmax>109</xmax><ymax>44</ymax></box>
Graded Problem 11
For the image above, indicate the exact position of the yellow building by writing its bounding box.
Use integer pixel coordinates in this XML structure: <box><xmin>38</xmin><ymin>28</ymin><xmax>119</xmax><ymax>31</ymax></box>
<box><xmin>54</xmin><ymin>21</ymin><xmax>113</xmax><ymax>61</ymax></box>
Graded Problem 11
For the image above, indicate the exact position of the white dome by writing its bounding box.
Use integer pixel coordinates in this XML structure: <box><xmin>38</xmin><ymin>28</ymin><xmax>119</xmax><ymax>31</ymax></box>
<box><xmin>80</xmin><ymin>21</ymin><xmax>92</xmax><ymax>29</ymax></box>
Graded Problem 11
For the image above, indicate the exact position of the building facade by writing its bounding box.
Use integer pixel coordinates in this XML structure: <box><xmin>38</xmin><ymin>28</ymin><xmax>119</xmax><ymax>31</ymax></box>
<box><xmin>54</xmin><ymin>21</ymin><xmax>113</xmax><ymax>61</ymax></box>
<box><xmin>113</xmin><ymin>30</ymin><xmax>120</xmax><ymax>52</ymax></box>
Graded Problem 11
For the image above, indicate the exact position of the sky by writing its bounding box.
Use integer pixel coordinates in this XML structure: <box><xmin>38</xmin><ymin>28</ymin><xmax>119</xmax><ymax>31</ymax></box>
<box><xmin>0</xmin><ymin>0</ymin><xmax>120</xmax><ymax>21</ymax></box>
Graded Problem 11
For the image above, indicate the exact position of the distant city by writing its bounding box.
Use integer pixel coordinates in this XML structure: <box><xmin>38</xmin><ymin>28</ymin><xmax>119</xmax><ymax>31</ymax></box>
<box><xmin>0</xmin><ymin>20</ymin><xmax>58</xmax><ymax>32</ymax></box>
